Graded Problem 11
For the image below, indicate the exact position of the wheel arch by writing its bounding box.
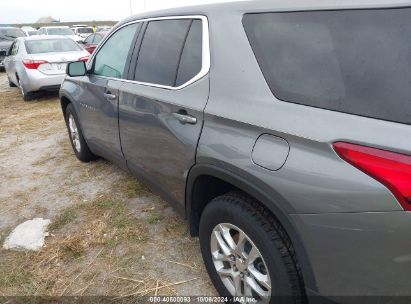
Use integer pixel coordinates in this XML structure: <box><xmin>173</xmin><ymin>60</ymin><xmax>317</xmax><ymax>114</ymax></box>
<box><xmin>60</xmin><ymin>95</ymin><xmax>71</xmax><ymax>120</ymax></box>
<box><xmin>186</xmin><ymin>163</ymin><xmax>318</xmax><ymax>293</ymax></box>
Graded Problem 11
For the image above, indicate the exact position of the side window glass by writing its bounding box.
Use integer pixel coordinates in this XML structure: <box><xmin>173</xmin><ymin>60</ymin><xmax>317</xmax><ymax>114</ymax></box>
<box><xmin>134</xmin><ymin>19</ymin><xmax>191</xmax><ymax>86</ymax></box>
<box><xmin>11</xmin><ymin>42</ymin><xmax>19</xmax><ymax>55</ymax></box>
<box><xmin>84</xmin><ymin>34</ymin><xmax>94</xmax><ymax>44</ymax></box>
<box><xmin>94</xmin><ymin>34</ymin><xmax>103</xmax><ymax>44</ymax></box>
<box><xmin>93</xmin><ymin>23</ymin><xmax>139</xmax><ymax>79</ymax></box>
<box><xmin>176</xmin><ymin>20</ymin><xmax>203</xmax><ymax>86</ymax></box>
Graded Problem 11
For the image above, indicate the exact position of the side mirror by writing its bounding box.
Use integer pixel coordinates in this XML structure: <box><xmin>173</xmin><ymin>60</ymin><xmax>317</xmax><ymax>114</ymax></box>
<box><xmin>67</xmin><ymin>61</ymin><xmax>87</xmax><ymax>77</ymax></box>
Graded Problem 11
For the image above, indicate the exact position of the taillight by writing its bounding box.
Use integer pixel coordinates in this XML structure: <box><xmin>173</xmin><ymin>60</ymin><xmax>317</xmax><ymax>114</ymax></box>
<box><xmin>79</xmin><ymin>56</ymin><xmax>89</xmax><ymax>62</ymax></box>
<box><xmin>23</xmin><ymin>59</ymin><xmax>48</xmax><ymax>69</ymax></box>
<box><xmin>333</xmin><ymin>142</ymin><xmax>411</xmax><ymax>211</ymax></box>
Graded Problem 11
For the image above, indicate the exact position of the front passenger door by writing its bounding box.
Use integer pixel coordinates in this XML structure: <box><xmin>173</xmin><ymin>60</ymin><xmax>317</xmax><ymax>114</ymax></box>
<box><xmin>77</xmin><ymin>22</ymin><xmax>141</xmax><ymax>167</ymax></box>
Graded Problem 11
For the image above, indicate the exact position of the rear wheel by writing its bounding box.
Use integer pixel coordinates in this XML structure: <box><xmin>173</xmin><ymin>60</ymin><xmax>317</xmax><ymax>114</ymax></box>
<box><xmin>65</xmin><ymin>103</ymin><xmax>97</xmax><ymax>162</ymax></box>
<box><xmin>8</xmin><ymin>76</ymin><xmax>16</xmax><ymax>87</ymax></box>
<box><xmin>199</xmin><ymin>192</ymin><xmax>305</xmax><ymax>304</ymax></box>
<box><xmin>18</xmin><ymin>78</ymin><xmax>33</xmax><ymax>101</ymax></box>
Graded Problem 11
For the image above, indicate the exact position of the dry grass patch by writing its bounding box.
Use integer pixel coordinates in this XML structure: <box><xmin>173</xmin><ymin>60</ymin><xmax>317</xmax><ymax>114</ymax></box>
<box><xmin>113</xmin><ymin>176</ymin><xmax>150</xmax><ymax>198</ymax></box>
<box><xmin>0</xmin><ymin>194</ymin><xmax>154</xmax><ymax>296</ymax></box>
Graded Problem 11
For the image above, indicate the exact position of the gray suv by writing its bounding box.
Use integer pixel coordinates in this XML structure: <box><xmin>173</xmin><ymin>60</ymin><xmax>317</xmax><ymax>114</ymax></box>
<box><xmin>60</xmin><ymin>1</ymin><xmax>411</xmax><ymax>302</ymax></box>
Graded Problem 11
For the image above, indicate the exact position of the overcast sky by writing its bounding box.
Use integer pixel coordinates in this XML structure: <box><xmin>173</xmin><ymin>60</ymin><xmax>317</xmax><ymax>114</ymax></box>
<box><xmin>1</xmin><ymin>0</ymin><xmax>241</xmax><ymax>24</ymax></box>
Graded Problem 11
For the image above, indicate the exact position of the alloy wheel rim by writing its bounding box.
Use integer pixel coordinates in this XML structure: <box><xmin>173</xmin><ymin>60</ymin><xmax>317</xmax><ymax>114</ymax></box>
<box><xmin>68</xmin><ymin>114</ymin><xmax>81</xmax><ymax>152</ymax></box>
<box><xmin>210</xmin><ymin>223</ymin><xmax>271</xmax><ymax>303</ymax></box>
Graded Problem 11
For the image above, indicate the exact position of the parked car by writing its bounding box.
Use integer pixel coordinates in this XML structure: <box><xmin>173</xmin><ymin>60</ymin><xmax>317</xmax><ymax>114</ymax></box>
<box><xmin>21</xmin><ymin>26</ymin><xmax>38</xmax><ymax>37</ymax></box>
<box><xmin>71</xmin><ymin>26</ymin><xmax>94</xmax><ymax>39</ymax></box>
<box><xmin>60</xmin><ymin>1</ymin><xmax>411</xmax><ymax>302</ymax></box>
<box><xmin>5</xmin><ymin>36</ymin><xmax>89</xmax><ymax>101</ymax></box>
<box><xmin>0</xmin><ymin>27</ymin><xmax>26</xmax><ymax>70</ymax></box>
<box><xmin>38</xmin><ymin>26</ymin><xmax>82</xmax><ymax>42</ymax></box>
<box><xmin>25</xmin><ymin>30</ymin><xmax>39</xmax><ymax>37</ymax></box>
<box><xmin>70</xmin><ymin>24</ymin><xmax>88</xmax><ymax>28</ymax></box>
<box><xmin>96</xmin><ymin>26</ymin><xmax>112</xmax><ymax>32</ymax></box>
<box><xmin>80</xmin><ymin>31</ymin><xmax>108</xmax><ymax>54</ymax></box>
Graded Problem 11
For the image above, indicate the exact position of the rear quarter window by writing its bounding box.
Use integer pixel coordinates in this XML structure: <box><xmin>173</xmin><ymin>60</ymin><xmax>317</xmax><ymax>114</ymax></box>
<box><xmin>243</xmin><ymin>9</ymin><xmax>411</xmax><ymax>125</ymax></box>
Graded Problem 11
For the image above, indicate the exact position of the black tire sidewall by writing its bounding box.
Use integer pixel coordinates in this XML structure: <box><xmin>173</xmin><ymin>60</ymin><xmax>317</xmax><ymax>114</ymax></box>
<box><xmin>199</xmin><ymin>196</ymin><xmax>297</xmax><ymax>303</ymax></box>
<box><xmin>18</xmin><ymin>79</ymin><xmax>31</xmax><ymax>101</ymax></box>
<box><xmin>65</xmin><ymin>104</ymin><xmax>95</xmax><ymax>162</ymax></box>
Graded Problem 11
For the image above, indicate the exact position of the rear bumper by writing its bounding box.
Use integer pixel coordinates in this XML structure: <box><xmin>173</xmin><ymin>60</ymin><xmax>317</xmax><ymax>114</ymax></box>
<box><xmin>22</xmin><ymin>69</ymin><xmax>66</xmax><ymax>92</ymax></box>
<box><xmin>291</xmin><ymin>211</ymin><xmax>411</xmax><ymax>297</ymax></box>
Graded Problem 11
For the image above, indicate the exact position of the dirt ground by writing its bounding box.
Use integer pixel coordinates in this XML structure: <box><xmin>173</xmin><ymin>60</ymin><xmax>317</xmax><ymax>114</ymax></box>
<box><xmin>0</xmin><ymin>71</ymin><xmax>216</xmax><ymax>297</ymax></box>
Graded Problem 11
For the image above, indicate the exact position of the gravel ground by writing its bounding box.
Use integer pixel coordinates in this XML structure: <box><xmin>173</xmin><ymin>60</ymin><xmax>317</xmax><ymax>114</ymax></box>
<box><xmin>0</xmin><ymin>71</ymin><xmax>216</xmax><ymax>297</ymax></box>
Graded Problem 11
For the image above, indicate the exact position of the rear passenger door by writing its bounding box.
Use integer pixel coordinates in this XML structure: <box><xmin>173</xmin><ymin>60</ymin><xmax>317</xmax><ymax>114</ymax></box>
<box><xmin>119</xmin><ymin>17</ymin><xmax>210</xmax><ymax>208</ymax></box>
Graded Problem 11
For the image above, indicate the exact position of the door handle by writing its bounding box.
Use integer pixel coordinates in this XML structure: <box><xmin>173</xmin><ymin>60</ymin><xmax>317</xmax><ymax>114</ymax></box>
<box><xmin>104</xmin><ymin>92</ymin><xmax>117</xmax><ymax>101</ymax></box>
<box><xmin>172</xmin><ymin>111</ymin><xmax>197</xmax><ymax>125</ymax></box>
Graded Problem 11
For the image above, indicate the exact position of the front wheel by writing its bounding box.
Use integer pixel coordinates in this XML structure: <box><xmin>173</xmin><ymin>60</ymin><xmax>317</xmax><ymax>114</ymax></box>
<box><xmin>199</xmin><ymin>192</ymin><xmax>305</xmax><ymax>304</ymax></box>
<box><xmin>65</xmin><ymin>103</ymin><xmax>97</xmax><ymax>162</ymax></box>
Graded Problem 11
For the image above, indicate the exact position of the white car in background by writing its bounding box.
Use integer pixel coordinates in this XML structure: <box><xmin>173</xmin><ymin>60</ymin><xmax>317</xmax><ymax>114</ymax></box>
<box><xmin>96</xmin><ymin>25</ymin><xmax>112</xmax><ymax>32</ymax></box>
<box><xmin>21</xmin><ymin>26</ymin><xmax>38</xmax><ymax>36</ymax></box>
<box><xmin>4</xmin><ymin>36</ymin><xmax>89</xmax><ymax>101</ymax></box>
<box><xmin>38</xmin><ymin>26</ymin><xmax>82</xmax><ymax>42</ymax></box>
<box><xmin>71</xmin><ymin>26</ymin><xmax>94</xmax><ymax>39</ymax></box>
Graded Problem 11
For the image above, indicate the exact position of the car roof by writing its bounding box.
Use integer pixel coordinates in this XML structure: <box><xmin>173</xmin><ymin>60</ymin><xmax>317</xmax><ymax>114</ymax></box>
<box><xmin>72</xmin><ymin>26</ymin><xmax>93</xmax><ymax>29</ymax></box>
<box><xmin>0</xmin><ymin>26</ymin><xmax>21</xmax><ymax>30</ymax></box>
<box><xmin>17</xmin><ymin>35</ymin><xmax>74</xmax><ymax>41</ymax></box>
<box><xmin>118</xmin><ymin>0</ymin><xmax>411</xmax><ymax>26</ymax></box>
<box><xmin>40</xmin><ymin>26</ymin><xmax>70</xmax><ymax>29</ymax></box>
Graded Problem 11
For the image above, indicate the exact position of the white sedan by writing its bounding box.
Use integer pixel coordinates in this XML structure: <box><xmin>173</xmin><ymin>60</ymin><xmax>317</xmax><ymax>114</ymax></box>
<box><xmin>4</xmin><ymin>36</ymin><xmax>90</xmax><ymax>101</ymax></box>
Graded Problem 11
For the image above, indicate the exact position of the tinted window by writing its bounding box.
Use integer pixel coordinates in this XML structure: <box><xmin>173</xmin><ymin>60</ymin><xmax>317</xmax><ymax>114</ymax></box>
<box><xmin>243</xmin><ymin>9</ymin><xmax>411</xmax><ymax>125</ymax></box>
<box><xmin>93</xmin><ymin>23</ymin><xmax>139</xmax><ymax>79</ymax></box>
<box><xmin>134</xmin><ymin>19</ymin><xmax>191</xmax><ymax>86</ymax></box>
<box><xmin>25</xmin><ymin>39</ymin><xmax>82</xmax><ymax>54</ymax></box>
<box><xmin>78</xmin><ymin>28</ymin><xmax>93</xmax><ymax>34</ymax></box>
<box><xmin>176</xmin><ymin>20</ymin><xmax>203</xmax><ymax>86</ymax></box>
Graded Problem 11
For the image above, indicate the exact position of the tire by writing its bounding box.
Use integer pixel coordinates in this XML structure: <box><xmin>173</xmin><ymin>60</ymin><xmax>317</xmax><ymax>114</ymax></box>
<box><xmin>199</xmin><ymin>192</ymin><xmax>306</xmax><ymax>304</ymax></box>
<box><xmin>8</xmin><ymin>77</ymin><xmax>16</xmax><ymax>87</ymax></box>
<box><xmin>65</xmin><ymin>103</ymin><xmax>97</xmax><ymax>162</ymax></box>
<box><xmin>18</xmin><ymin>77</ymin><xmax>33</xmax><ymax>101</ymax></box>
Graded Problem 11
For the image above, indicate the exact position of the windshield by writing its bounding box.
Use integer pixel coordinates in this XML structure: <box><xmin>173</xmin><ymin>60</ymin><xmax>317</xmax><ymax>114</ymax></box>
<box><xmin>47</xmin><ymin>28</ymin><xmax>75</xmax><ymax>36</ymax></box>
<box><xmin>77</xmin><ymin>28</ymin><xmax>93</xmax><ymax>34</ymax></box>
<box><xmin>243</xmin><ymin>8</ymin><xmax>411</xmax><ymax>125</ymax></box>
<box><xmin>25</xmin><ymin>39</ymin><xmax>82</xmax><ymax>54</ymax></box>
<box><xmin>0</xmin><ymin>28</ymin><xmax>26</xmax><ymax>39</ymax></box>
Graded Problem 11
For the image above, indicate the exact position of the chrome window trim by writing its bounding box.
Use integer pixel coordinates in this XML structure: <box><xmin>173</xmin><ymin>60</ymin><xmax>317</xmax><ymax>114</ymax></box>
<box><xmin>87</xmin><ymin>15</ymin><xmax>210</xmax><ymax>91</ymax></box>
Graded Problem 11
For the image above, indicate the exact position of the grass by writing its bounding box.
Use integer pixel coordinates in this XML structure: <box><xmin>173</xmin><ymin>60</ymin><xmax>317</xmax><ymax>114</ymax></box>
<box><xmin>114</xmin><ymin>176</ymin><xmax>149</xmax><ymax>198</ymax></box>
<box><xmin>49</xmin><ymin>207</ymin><xmax>77</xmax><ymax>231</ymax></box>
<box><xmin>0</xmin><ymin>193</ymin><xmax>151</xmax><ymax>296</ymax></box>
<box><xmin>147</xmin><ymin>212</ymin><xmax>164</xmax><ymax>225</ymax></box>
